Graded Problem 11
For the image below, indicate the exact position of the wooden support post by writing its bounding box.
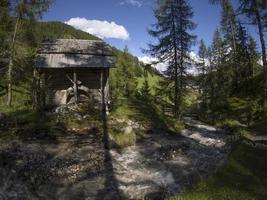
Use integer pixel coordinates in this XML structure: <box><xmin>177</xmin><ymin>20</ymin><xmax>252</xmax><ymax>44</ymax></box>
<box><xmin>41</xmin><ymin>72</ymin><xmax>46</xmax><ymax>107</ymax></box>
<box><xmin>33</xmin><ymin>68</ymin><xmax>39</xmax><ymax>110</ymax></box>
<box><xmin>33</xmin><ymin>68</ymin><xmax>44</xmax><ymax>110</ymax></box>
<box><xmin>100</xmin><ymin>69</ymin><xmax>105</xmax><ymax>115</ymax></box>
<box><xmin>73</xmin><ymin>69</ymin><xmax>78</xmax><ymax>104</ymax></box>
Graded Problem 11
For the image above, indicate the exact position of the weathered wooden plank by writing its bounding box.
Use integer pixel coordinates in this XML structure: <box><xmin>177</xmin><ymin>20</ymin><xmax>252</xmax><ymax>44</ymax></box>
<box><xmin>36</xmin><ymin>54</ymin><xmax>115</xmax><ymax>69</ymax></box>
<box><xmin>38</xmin><ymin>39</ymin><xmax>113</xmax><ymax>56</ymax></box>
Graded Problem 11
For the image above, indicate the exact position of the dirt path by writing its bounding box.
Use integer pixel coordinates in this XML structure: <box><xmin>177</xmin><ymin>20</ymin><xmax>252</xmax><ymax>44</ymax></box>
<box><xmin>110</xmin><ymin>118</ymin><xmax>232</xmax><ymax>199</ymax></box>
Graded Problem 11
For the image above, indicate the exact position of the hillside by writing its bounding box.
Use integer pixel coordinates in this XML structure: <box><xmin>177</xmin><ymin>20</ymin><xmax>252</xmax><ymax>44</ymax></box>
<box><xmin>36</xmin><ymin>21</ymin><xmax>100</xmax><ymax>42</ymax></box>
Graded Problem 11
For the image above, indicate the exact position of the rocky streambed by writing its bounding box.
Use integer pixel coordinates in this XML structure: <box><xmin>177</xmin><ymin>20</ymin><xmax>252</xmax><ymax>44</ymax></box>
<box><xmin>110</xmin><ymin>117</ymin><xmax>232</xmax><ymax>199</ymax></box>
<box><xmin>0</xmin><ymin>117</ymin><xmax>231</xmax><ymax>200</ymax></box>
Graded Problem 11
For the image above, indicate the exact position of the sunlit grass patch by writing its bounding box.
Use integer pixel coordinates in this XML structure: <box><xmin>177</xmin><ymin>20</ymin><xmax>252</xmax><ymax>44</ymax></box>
<box><xmin>111</xmin><ymin>96</ymin><xmax>185</xmax><ymax>134</ymax></box>
<box><xmin>109</xmin><ymin>131</ymin><xmax>136</xmax><ymax>148</ymax></box>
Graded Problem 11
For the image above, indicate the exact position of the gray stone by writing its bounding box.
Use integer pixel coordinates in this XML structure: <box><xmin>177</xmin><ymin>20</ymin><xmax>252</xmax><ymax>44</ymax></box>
<box><xmin>110</xmin><ymin>117</ymin><xmax>231</xmax><ymax>199</ymax></box>
<box><xmin>123</xmin><ymin>126</ymin><xmax>133</xmax><ymax>134</ymax></box>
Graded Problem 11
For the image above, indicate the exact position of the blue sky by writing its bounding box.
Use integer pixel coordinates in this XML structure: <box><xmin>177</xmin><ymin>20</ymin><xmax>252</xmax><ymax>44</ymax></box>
<box><xmin>42</xmin><ymin>0</ymin><xmax>258</xmax><ymax>60</ymax></box>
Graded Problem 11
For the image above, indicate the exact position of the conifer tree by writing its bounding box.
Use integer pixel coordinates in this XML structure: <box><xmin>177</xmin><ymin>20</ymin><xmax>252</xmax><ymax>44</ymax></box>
<box><xmin>110</xmin><ymin>46</ymin><xmax>139</xmax><ymax>99</ymax></box>
<box><xmin>6</xmin><ymin>0</ymin><xmax>54</xmax><ymax>106</ymax></box>
<box><xmin>197</xmin><ymin>39</ymin><xmax>208</xmax><ymax>74</ymax></box>
<box><xmin>239</xmin><ymin>0</ymin><xmax>267</xmax><ymax>111</ymax></box>
<box><xmin>236</xmin><ymin>22</ymin><xmax>251</xmax><ymax>82</ymax></box>
<box><xmin>146</xmin><ymin>0</ymin><xmax>196</xmax><ymax>117</ymax></box>
<box><xmin>210</xmin><ymin>30</ymin><xmax>227</xmax><ymax>108</ymax></box>
<box><xmin>210</xmin><ymin>0</ymin><xmax>240</xmax><ymax>90</ymax></box>
<box><xmin>247</xmin><ymin>36</ymin><xmax>259</xmax><ymax>77</ymax></box>
<box><xmin>141</xmin><ymin>65</ymin><xmax>150</xmax><ymax>97</ymax></box>
<box><xmin>197</xmin><ymin>39</ymin><xmax>208</xmax><ymax>107</ymax></box>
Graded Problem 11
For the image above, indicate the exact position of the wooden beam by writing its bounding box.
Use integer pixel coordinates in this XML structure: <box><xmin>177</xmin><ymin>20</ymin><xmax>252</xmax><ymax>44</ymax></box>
<box><xmin>101</xmin><ymin>68</ymin><xmax>106</xmax><ymax>118</ymax></box>
<box><xmin>33</xmin><ymin>68</ymin><xmax>39</xmax><ymax>110</ymax></box>
<box><xmin>41</xmin><ymin>72</ymin><xmax>46</xmax><ymax>107</ymax></box>
<box><xmin>105</xmin><ymin>69</ymin><xmax>110</xmax><ymax>114</ymax></box>
<box><xmin>73</xmin><ymin>69</ymin><xmax>78</xmax><ymax>103</ymax></box>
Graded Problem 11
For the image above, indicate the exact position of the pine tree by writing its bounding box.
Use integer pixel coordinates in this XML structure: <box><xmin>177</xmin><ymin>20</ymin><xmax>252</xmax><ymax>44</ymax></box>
<box><xmin>203</xmin><ymin>29</ymin><xmax>232</xmax><ymax>111</ymax></box>
<box><xmin>146</xmin><ymin>0</ymin><xmax>196</xmax><ymax>117</ymax></box>
<box><xmin>210</xmin><ymin>0</ymin><xmax>238</xmax><ymax>52</ymax></box>
<box><xmin>236</xmin><ymin>22</ymin><xmax>251</xmax><ymax>82</ymax></box>
<box><xmin>247</xmin><ymin>36</ymin><xmax>259</xmax><ymax>77</ymax></box>
<box><xmin>239</xmin><ymin>0</ymin><xmax>267</xmax><ymax>111</ymax></box>
<box><xmin>197</xmin><ymin>39</ymin><xmax>208</xmax><ymax>75</ymax></box>
<box><xmin>110</xmin><ymin>46</ymin><xmax>139</xmax><ymax>99</ymax></box>
<box><xmin>210</xmin><ymin>0</ymin><xmax>241</xmax><ymax>90</ymax></box>
<box><xmin>6</xmin><ymin>0</ymin><xmax>54</xmax><ymax>106</ymax></box>
<box><xmin>141</xmin><ymin>65</ymin><xmax>151</xmax><ymax>97</ymax></box>
<box><xmin>197</xmin><ymin>39</ymin><xmax>208</xmax><ymax>107</ymax></box>
<box><xmin>210</xmin><ymin>30</ymin><xmax>228</xmax><ymax>108</ymax></box>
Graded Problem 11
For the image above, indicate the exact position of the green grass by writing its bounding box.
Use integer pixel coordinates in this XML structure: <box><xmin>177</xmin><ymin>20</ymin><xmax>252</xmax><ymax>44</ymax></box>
<box><xmin>109</xmin><ymin>130</ymin><xmax>136</xmax><ymax>148</ymax></box>
<box><xmin>0</xmin><ymin>86</ymin><xmax>32</xmax><ymax>113</ymax></box>
<box><xmin>111</xmin><ymin>96</ymin><xmax>184</xmax><ymax>134</ymax></box>
<box><xmin>169</xmin><ymin>142</ymin><xmax>267</xmax><ymax>200</ymax></box>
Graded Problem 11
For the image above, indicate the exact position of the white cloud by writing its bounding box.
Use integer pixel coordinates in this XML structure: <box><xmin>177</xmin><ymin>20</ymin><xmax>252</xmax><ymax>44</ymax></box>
<box><xmin>138</xmin><ymin>56</ymin><xmax>167</xmax><ymax>72</ymax></box>
<box><xmin>65</xmin><ymin>17</ymin><xmax>130</xmax><ymax>40</ymax></box>
<box><xmin>120</xmin><ymin>0</ymin><xmax>143</xmax><ymax>7</ymax></box>
<box><xmin>139</xmin><ymin>52</ymin><xmax>207</xmax><ymax>75</ymax></box>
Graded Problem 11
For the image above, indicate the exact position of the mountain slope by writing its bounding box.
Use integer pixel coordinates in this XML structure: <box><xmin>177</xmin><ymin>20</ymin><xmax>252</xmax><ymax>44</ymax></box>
<box><xmin>36</xmin><ymin>21</ymin><xmax>100</xmax><ymax>42</ymax></box>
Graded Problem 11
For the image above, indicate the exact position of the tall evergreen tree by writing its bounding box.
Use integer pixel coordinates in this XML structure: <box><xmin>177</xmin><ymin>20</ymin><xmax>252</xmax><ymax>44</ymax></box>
<box><xmin>146</xmin><ymin>0</ymin><xmax>196</xmax><ymax>117</ymax></box>
<box><xmin>210</xmin><ymin>29</ymin><xmax>229</xmax><ymax>108</ymax></box>
<box><xmin>197</xmin><ymin>39</ymin><xmax>208</xmax><ymax>74</ymax></box>
<box><xmin>247</xmin><ymin>36</ymin><xmax>259</xmax><ymax>77</ymax></box>
<box><xmin>141</xmin><ymin>65</ymin><xmax>151</xmax><ymax>97</ymax></box>
<box><xmin>236</xmin><ymin>22</ymin><xmax>252</xmax><ymax>82</ymax></box>
<box><xmin>6</xmin><ymin>0</ymin><xmax>54</xmax><ymax>106</ymax></box>
<box><xmin>210</xmin><ymin>0</ymin><xmax>240</xmax><ymax>90</ymax></box>
<box><xmin>197</xmin><ymin>39</ymin><xmax>208</xmax><ymax>106</ymax></box>
<box><xmin>210</xmin><ymin>0</ymin><xmax>238</xmax><ymax>52</ymax></box>
<box><xmin>239</xmin><ymin>0</ymin><xmax>267</xmax><ymax>111</ymax></box>
<box><xmin>110</xmin><ymin>46</ymin><xmax>139</xmax><ymax>99</ymax></box>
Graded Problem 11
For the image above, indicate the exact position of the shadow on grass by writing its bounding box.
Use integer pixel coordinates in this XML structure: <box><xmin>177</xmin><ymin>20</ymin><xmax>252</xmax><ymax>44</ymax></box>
<box><xmin>116</xmin><ymin>94</ymin><xmax>179</xmax><ymax>136</ymax></box>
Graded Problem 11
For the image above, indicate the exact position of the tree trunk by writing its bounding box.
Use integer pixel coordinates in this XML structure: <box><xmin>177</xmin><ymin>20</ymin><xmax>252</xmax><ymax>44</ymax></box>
<box><xmin>224</xmin><ymin>1</ymin><xmax>238</xmax><ymax>89</ymax></box>
<box><xmin>253</xmin><ymin>3</ymin><xmax>267</xmax><ymax>112</ymax></box>
<box><xmin>7</xmin><ymin>17</ymin><xmax>19</xmax><ymax>106</ymax></box>
<box><xmin>171</xmin><ymin>9</ymin><xmax>178</xmax><ymax>118</ymax></box>
<box><xmin>179</xmin><ymin>56</ymin><xmax>184</xmax><ymax>119</ymax></box>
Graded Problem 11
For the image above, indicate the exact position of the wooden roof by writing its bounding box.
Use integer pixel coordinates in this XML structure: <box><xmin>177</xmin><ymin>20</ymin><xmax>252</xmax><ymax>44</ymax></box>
<box><xmin>36</xmin><ymin>39</ymin><xmax>115</xmax><ymax>69</ymax></box>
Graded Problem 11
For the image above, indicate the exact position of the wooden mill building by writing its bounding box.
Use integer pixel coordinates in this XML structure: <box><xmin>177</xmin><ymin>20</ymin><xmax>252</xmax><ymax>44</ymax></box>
<box><xmin>35</xmin><ymin>39</ymin><xmax>115</xmax><ymax>109</ymax></box>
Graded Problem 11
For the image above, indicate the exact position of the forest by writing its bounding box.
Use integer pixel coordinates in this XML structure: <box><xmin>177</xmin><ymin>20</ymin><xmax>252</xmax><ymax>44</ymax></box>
<box><xmin>0</xmin><ymin>0</ymin><xmax>267</xmax><ymax>199</ymax></box>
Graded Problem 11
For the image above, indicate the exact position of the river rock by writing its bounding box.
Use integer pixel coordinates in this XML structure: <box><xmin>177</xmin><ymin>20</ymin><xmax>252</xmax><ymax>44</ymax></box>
<box><xmin>123</xmin><ymin>126</ymin><xmax>133</xmax><ymax>134</ymax></box>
